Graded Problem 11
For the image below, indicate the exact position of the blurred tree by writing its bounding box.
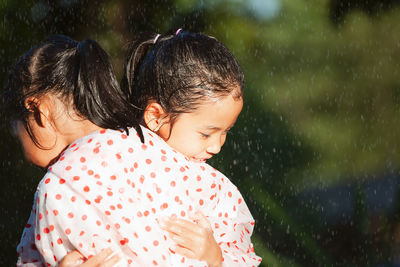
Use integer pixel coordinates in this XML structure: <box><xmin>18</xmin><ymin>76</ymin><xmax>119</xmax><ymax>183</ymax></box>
<box><xmin>1</xmin><ymin>0</ymin><xmax>400</xmax><ymax>266</ymax></box>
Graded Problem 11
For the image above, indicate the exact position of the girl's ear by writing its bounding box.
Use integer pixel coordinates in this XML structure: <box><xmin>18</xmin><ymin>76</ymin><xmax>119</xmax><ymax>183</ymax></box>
<box><xmin>24</xmin><ymin>96</ymin><xmax>53</xmax><ymax>129</ymax></box>
<box><xmin>143</xmin><ymin>102</ymin><xmax>169</xmax><ymax>132</ymax></box>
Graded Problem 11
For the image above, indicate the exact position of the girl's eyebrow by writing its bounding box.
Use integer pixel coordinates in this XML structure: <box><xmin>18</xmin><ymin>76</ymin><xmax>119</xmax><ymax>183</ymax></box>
<box><xmin>203</xmin><ymin>124</ymin><xmax>235</xmax><ymax>131</ymax></box>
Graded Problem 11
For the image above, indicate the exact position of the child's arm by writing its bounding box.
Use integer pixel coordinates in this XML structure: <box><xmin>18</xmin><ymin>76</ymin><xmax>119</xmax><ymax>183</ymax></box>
<box><xmin>160</xmin><ymin>211</ymin><xmax>223</xmax><ymax>267</ymax></box>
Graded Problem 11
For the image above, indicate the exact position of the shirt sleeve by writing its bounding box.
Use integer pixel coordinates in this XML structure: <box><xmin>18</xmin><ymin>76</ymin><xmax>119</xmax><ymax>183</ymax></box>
<box><xmin>16</xmin><ymin>193</ymin><xmax>45</xmax><ymax>267</ymax></box>
<box><xmin>203</xmin><ymin>168</ymin><xmax>262</xmax><ymax>267</ymax></box>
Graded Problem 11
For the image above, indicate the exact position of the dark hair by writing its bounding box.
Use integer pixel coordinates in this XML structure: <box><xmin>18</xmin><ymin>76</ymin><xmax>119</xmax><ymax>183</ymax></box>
<box><xmin>121</xmin><ymin>30</ymin><xmax>244</xmax><ymax>124</ymax></box>
<box><xmin>3</xmin><ymin>34</ymin><xmax>144</xmax><ymax>145</ymax></box>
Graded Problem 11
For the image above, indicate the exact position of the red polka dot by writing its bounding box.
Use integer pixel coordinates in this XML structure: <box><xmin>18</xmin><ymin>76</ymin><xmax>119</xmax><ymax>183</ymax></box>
<box><xmin>73</xmin><ymin>176</ymin><xmax>80</xmax><ymax>181</ymax></box>
<box><xmin>65</xmin><ymin>228</ymin><xmax>71</xmax><ymax>235</ymax></box>
<box><xmin>59</xmin><ymin>179</ymin><xmax>65</xmax><ymax>184</ymax></box>
<box><xmin>49</xmin><ymin>225</ymin><xmax>54</xmax><ymax>231</ymax></box>
<box><xmin>45</xmin><ymin>178</ymin><xmax>50</xmax><ymax>184</ymax></box>
<box><xmin>153</xmin><ymin>240</ymin><xmax>159</xmax><ymax>246</ymax></box>
<box><xmin>82</xmin><ymin>215</ymin><xmax>87</xmax><ymax>221</ymax></box>
<box><xmin>65</xmin><ymin>166</ymin><xmax>72</xmax><ymax>171</ymax></box>
<box><xmin>80</xmin><ymin>157</ymin><xmax>86</xmax><ymax>163</ymax></box>
<box><xmin>128</xmin><ymin>148</ymin><xmax>134</xmax><ymax>153</ymax></box>
<box><xmin>83</xmin><ymin>186</ymin><xmax>90</xmax><ymax>192</ymax></box>
<box><xmin>121</xmin><ymin>134</ymin><xmax>127</xmax><ymax>139</ymax></box>
<box><xmin>68</xmin><ymin>212</ymin><xmax>74</xmax><ymax>218</ymax></box>
<box><xmin>110</xmin><ymin>175</ymin><xmax>116</xmax><ymax>180</ymax></box>
<box><xmin>170</xmin><ymin>181</ymin><xmax>176</xmax><ymax>187</ymax></box>
<box><xmin>53</xmin><ymin>210</ymin><xmax>58</xmax><ymax>216</ymax></box>
<box><xmin>55</xmin><ymin>194</ymin><xmax>62</xmax><ymax>200</ymax></box>
<box><xmin>145</xmin><ymin>226</ymin><xmax>151</xmax><ymax>232</ymax></box>
<box><xmin>57</xmin><ymin>238</ymin><xmax>63</xmax><ymax>244</ymax></box>
<box><xmin>43</xmin><ymin>228</ymin><xmax>50</xmax><ymax>234</ymax></box>
<box><xmin>199</xmin><ymin>199</ymin><xmax>204</xmax><ymax>206</ymax></box>
<box><xmin>146</xmin><ymin>159</ymin><xmax>152</xmax><ymax>164</ymax></box>
<box><xmin>161</xmin><ymin>203</ymin><xmax>168</xmax><ymax>210</ymax></box>
<box><xmin>87</xmin><ymin>170</ymin><xmax>94</xmax><ymax>176</ymax></box>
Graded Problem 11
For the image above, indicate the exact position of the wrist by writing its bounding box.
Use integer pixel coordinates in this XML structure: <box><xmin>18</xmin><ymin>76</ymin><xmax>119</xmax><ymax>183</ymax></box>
<box><xmin>207</xmin><ymin>246</ymin><xmax>223</xmax><ymax>267</ymax></box>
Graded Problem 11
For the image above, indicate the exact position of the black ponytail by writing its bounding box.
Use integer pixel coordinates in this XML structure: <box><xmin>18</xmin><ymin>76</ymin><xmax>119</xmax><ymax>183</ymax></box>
<box><xmin>3</xmin><ymin>34</ymin><xmax>144</xmax><ymax>144</ymax></box>
<box><xmin>120</xmin><ymin>32</ymin><xmax>168</xmax><ymax>110</ymax></box>
<box><xmin>74</xmin><ymin>38</ymin><xmax>143</xmax><ymax>141</ymax></box>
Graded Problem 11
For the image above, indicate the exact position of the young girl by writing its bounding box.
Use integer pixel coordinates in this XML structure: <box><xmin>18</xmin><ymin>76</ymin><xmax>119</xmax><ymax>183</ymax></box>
<box><xmin>5</xmin><ymin>34</ymin><xmax>139</xmax><ymax>266</ymax></box>
<box><xmin>10</xmin><ymin>32</ymin><xmax>260</xmax><ymax>267</ymax></box>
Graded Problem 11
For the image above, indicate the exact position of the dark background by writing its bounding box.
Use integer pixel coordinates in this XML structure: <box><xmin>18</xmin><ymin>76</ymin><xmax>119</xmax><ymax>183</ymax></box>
<box><xmin>1</xmin><ymin>0</ymin><xmax>400</xmax><ymax>266</ymax></box>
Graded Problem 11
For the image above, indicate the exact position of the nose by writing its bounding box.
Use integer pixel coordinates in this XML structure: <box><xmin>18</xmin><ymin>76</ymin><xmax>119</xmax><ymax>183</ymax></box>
<box><xmin>206</xmin><ymin>135</ymin><xmax>225</xmax><ymax>155</ymax></box>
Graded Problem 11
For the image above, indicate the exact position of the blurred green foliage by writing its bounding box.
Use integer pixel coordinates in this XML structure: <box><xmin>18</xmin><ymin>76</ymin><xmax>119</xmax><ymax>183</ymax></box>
<box><xmin>1</xmin><ymin>0</ymin><xmax>400</xmax><ymax>266</ymax></box>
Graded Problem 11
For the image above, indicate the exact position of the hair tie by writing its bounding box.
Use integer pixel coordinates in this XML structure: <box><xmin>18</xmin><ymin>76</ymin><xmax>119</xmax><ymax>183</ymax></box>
<box><xmin>175</xmin><ymin>28</ymin><xmax>182</xmax><ymax>35</ymax></box>
<box><xmin>153</xmin><ymin>34</ymin><xmax>161</xmax><ymax>44</ymax></box>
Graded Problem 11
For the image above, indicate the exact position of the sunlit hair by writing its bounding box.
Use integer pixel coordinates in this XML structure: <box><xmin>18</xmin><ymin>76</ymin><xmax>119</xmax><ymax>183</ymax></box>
<box><xmin>3</xmin><ymin>34</ymin><xmax>144</xmax><ymax>147</ymax></box>
<box><xmin>121</xmin><ymin>30</ymin><xmax>244</xmax><ymax>125</ymax></box>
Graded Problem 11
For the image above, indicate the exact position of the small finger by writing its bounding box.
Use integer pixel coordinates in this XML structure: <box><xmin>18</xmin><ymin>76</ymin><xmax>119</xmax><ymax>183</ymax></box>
<box><xmin>100</xmin><ymin>253</ymin><xmax>121</xmax><ymax>267</ymax></box>
<box><xmin>172</xmin><ymin>245</ymin><xmax>197</xmax><ymax>259</ymax></box>
<box><xmin>189</xmin><ymin>211</ymin><xmax>212</xmax><ymax>229</ymax></box>
<box><xmin>59</xmin><ymin>250</ymin><xmax>85</xmax><ymax>267</ymax></box>
<box><xmin>81</xmin><ymin>248</ymin><xmax>114</xmax><ymax>266</ymax></box>
<box><xmin>159</xmin><ymin>217</ymin><xmax>197</xmax><ymax>235</ymax></box>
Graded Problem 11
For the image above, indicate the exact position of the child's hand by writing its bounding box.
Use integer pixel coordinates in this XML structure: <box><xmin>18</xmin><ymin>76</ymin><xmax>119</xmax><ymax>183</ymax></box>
<box><xmin>160</xmin><ymin>211</ymin><xmax>223</xmax><ymax>267</ymax></box>
<box><xmin>59</xmin><ymin>248</ymin><xmax>120</xmax><ymax>267</ymax></box>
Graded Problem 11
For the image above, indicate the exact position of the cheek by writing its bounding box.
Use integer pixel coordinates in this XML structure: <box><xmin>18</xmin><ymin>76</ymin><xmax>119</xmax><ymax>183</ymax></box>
<box><xmin>221</xmin><ymin>134</ymin><xmax>227</xmax><ymax>147</ymax></box>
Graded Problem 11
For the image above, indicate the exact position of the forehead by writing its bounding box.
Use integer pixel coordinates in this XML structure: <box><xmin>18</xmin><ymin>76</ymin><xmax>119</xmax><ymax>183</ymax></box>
<box><xmin>177</xmin><ymin>95</ymin><xmax>243</xmax><ymax>127</ymax></box>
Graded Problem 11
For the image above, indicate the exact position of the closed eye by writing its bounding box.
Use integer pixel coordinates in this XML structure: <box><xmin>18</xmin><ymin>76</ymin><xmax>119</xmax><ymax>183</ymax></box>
<box><xmin>199</xmin><ymin>132</ymin><xmax>210</xmax><ymax>139</ymax></box>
